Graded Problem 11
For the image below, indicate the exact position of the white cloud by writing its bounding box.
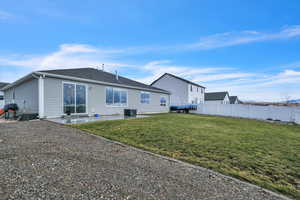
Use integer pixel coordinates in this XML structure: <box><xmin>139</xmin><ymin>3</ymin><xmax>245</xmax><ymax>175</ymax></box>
<box><xmin>187</xmin><ymin>25</ymin><xmax>300</xmax><ymax>50</ymax></box>
<box><xmin>0</xmin><ymin>44</ymin><xmax>132</xmax><ymax>71</ymax></box>
<box><xmin>0</xmin><ymin>10</ymin><xmax>14</xmax><ymax>21</ymax></box>
<box><xmin>137</xmin><ymin>60</ymin><xmax>249</xmax><ymax>84</ymax></box>
<box><xmin>1</xmin><ymin>42</ymin><xmax>300</xmax><ymax>102</ymax></box>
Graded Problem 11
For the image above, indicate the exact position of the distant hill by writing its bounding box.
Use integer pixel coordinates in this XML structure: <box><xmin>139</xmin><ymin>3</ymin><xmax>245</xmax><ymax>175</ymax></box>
<box><xmin>287</xmin><ymin>99</ymin><xmax>300</xmax><ymax>103</ymax></box>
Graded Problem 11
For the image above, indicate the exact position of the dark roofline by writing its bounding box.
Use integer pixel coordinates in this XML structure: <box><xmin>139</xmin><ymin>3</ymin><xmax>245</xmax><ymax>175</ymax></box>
<box><xmin>0</xmin><ymin>82</ymin><xmax>10</xmax><ymax>90</ymax></box>
<box><xmin>205</xmin><ymin>91</ymin><xmax>229</xmax><ymax>101</ymax></box>
<box><xmin>150</xmin><ymin>73</ymin><xmax>206</xmax><ymax>88</ymax></box>
<box><xmin>3</xmin><ymin>68</ymin><xmax>170</xmax><ymax>94</ymax></box>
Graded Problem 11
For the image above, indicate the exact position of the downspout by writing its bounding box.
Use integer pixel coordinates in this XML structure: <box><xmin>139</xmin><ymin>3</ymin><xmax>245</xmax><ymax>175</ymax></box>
<box><xmin>33</xmin><ymin>73</ymin><xmax>45</xmax><ymax>119</ymax></box>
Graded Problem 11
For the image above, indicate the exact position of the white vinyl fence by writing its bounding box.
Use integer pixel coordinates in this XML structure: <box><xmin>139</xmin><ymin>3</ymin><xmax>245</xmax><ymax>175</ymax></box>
<box><xmin>191</xmin><ymin>104</ymin><xmax>300</xmax><ymax>124</ymax></box>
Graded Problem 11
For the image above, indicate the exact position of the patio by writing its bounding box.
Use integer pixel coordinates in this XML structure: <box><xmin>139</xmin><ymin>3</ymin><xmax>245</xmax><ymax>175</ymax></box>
<box><xmin>47</xmin><ymin>114</ymin><xmax>149</xmax><ymax>124</ymax></box>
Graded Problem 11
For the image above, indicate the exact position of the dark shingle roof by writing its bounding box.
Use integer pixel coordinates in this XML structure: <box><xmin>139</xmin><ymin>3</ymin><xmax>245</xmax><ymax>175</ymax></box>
<box><xmin>205</xmin><ymin>92</ymin><xmax>229</xmax><ymax>101</ymax></box>
<box><xmin>0</xmin><ymin>82</ymin><xmax>9</xmax><ymax>90</ymax></box>
<box><xmin>229</xmin><ymin>96</ymin><xmax>238</xmax><ymax>104</ymax></box>
<box><xmin>39</xmin><ymin>68</ymin><xmax>169</xmax><ymax>93</ymax></box>
<box><xmin>151</xmin><ymin>73</ymin><xmax>205</xmax><ymax>88</ymax></box>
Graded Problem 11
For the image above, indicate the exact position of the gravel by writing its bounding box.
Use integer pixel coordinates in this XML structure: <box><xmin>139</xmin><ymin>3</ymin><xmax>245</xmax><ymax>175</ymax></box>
<box><xmin>0</xmin><ymin>120</ymin><xmax>291</xmax><ymax>200</ymax></box>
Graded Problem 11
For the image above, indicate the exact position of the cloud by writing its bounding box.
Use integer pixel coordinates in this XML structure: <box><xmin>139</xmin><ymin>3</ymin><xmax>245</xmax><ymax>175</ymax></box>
<box><xmin>0</xmin><ymin>44</ymin><xmax>132</xmax><ymax>71</ymax></box>
<box><xmin>136</xmin><ymin>60</ymin><xmax>300</xmax><ymax>101</ymax></box>
<box><xmin>1</xmin><ymin>42</ymin><xmax>300</xmax><ymax>102</ymax></box>
<box><xmin>187</xmin><ymin>25</ymin><xmax>300</xmax><ymax>50</ymax></box>
<box><xmin>136</xmin><ymin>60</ymin><xmax>249</xmax><ymax>84</ymax></box>
<box><xmin>0</xmin><ymin>10</ymin><xmax>14</xmax><ymax>21</ymax></box>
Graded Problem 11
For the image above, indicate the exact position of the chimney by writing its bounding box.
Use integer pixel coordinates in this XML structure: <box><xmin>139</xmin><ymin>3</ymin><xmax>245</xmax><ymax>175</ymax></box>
<box><xmin>102</xmin><ymin>64</ymin><xmax>104</xmax><ymax>71</ymax></box>
<box><xmin>115</xmin><ymin>70</ymin><xmax>119</xmax><ymax>80</ymax></box>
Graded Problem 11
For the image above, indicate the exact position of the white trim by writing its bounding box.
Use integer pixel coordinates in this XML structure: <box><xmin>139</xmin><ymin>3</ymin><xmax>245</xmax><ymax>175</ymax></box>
<box><xmin>105</xmin><ymin>87</ymin><xmax>128</xmax><ymax>107</ymax></box>
<box><xmin>38</xmin><ymin>76</ymin><xmax>45</xmax><ymax>118</ymax></box>
<box><xmin>62</xmin><ymin>81</ymin><xmax>88</xmax><ymax>115</ymax></box>
<box><xmin>140</xmin><ymin>91</ymin><xmax>150</xmax><ymax>104</ymax></box>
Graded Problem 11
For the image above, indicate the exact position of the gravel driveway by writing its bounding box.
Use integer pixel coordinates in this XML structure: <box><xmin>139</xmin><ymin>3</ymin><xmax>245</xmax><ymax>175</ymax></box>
<box><xmin>0</xmin><ymin>120</ymin><xmax>291</xmax><ymax>200</ymax></box>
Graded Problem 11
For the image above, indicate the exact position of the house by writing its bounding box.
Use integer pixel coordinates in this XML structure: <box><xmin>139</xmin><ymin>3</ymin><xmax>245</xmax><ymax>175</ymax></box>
<box><xmin>205</xmin><ymin>92</ymin><xmax>230</xmax><ymax>104</ymax></box>
<box><xmin>151</xmin><ymin>73</ymin><xmax>205</xmax><ymax>105</ymax></box>
<box><xmin>0</xmin><ymin>82</ymin><xmax>9</xmax><ymax>108</ymax></box>
<box><xmin>229</xmin><ymin>96</ymin><xmax>240</xmax><ymax>104</ymax></box>
<box><xmin>2</xmin><ymin>68</ymin><xmax>170</xmax><ymax>118</ymax></box>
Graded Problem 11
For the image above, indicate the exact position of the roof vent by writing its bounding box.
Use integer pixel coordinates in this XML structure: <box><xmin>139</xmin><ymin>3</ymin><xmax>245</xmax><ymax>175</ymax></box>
<box><xmin>115</xmin><ymin>70</ymin><xmax>119</xmax><ymax>80</ymax></box>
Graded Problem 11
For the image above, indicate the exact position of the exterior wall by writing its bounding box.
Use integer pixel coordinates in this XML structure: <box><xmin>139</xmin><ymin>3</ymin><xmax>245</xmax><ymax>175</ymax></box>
<box><xmin>0</xmin><ymin>91</ymin><xmax>4</xmax><ymax>108</ymax></box>
<box><xmin>187</xmin><ymin>84</ymin><xmax>205</xmax><ymax>104</ymax></box>
<box><xmin>232</xmin><ymin>99</ymin><xmax>239</xmax><ymax>104</ymax></box>
<box><xmin>4</xmin><ymin>78</ymin><xmax>39</xmax><ymax>113</ymax></box>
<box><xmin>43</xmin><ymin>77</ymin><xmax>170</xmax><ymax>118</ymax></box>
<box><xmin>223</xmin><ymin>94</ymin><xmax>230</xmax><ymax>104</ymax></box>
<box><xmin>151</xmin><ymin>74</ymin><xmax>189</xmax><ymax>105</ymax></box>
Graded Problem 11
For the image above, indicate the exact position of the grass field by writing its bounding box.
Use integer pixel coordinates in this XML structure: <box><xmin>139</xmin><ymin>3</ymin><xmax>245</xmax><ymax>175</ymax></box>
<box><xmin>72</xmin><ymin>113</ymin><xmax>300</xmax><ymax>199</ymax></box>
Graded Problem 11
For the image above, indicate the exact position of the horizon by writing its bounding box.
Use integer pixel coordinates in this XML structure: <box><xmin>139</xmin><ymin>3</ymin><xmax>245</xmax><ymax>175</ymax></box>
<box><xmin>0</xmin><ymin>0</ymin><xmax>300</xmax><ymax>102</ymax></box>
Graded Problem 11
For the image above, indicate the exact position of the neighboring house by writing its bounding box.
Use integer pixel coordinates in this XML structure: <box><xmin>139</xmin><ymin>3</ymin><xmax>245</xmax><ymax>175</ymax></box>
<box><xmin>229</xmin><ymin>96</ymin><xmax>240</xmax><ymax>104</ymax></box>
<box><xmin>151</xmin><ymin>73</ymin><xmax>205</xmax><ymax>105</ymax></box>
<box><xmin>2</xmin><ymin>68</ymin><xmax>170</xmax><ymax>118</ymax></box>
<box><xmin>0</xmin><ymin>82</ymin><xmax>9</xmax><ymax>108</ymax></box>
<box><xmin>205</xmin><ymin>92</ymin><xmax>230</xmax><ymax>104</ymax></box>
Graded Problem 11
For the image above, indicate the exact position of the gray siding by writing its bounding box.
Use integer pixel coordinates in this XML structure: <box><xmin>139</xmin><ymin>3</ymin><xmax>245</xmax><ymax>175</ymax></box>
<box><xmin>4</xmin><ymin>78</ymin><xmax>39</xmax><ymax>113</ymax></box>
<box><xmin>44</xmin><ymin>77</ymin><xmax>169</xmax><ymax>118</ymax></box>
<box><xmin>0</xmin><ymin>91</ymin><xmax>4</xmax><ymax>108</ymax></box>
<box><xmin>152</xmin><ymin>74</ymin><xmax>188</xmax><ymax>105</ymax></box>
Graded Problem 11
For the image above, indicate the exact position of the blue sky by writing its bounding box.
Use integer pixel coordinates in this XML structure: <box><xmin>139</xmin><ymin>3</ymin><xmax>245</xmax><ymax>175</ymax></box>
<box><xmin>0</xmin><ymin>0</ymin><xmax>300</xmax><ymax>101</ymax></box>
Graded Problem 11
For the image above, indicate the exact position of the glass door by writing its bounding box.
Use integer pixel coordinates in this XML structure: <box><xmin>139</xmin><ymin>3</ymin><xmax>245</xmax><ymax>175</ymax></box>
<box><xmin>63</xmin><ymin>83</ymin><xmax>86</xmax><ymax>114</ymax></box>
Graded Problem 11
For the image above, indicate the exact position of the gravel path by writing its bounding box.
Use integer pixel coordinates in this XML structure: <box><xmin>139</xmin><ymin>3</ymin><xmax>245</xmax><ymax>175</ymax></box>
<box><xmin>0</xmin><ymin>120</ymin><xmax>291</xmax><ymax>200</ymax></box>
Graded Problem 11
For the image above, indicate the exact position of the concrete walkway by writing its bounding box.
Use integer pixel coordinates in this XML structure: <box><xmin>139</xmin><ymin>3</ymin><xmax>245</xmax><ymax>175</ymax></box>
<box><xmin>0</xmin><ymin>121</ymin><xmax>291</xmax><ymax>200</ymax></box>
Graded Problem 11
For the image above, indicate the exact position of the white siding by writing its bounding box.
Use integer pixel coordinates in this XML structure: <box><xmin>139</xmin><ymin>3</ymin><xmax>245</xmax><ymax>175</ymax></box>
<box><xmin>4</xmin><ymin>78</ymin><xmax>39</xmax><ymax>113</ymax></box>
<box><xmin>44</xmin><ymin>77</ymin><xmax>169</xmax><ymax>118</ymax></box>
<box><xmin>188</xmin><ymin>84</ymin><xmax>205</xmax><ymax>104</ymax></box>
<box><xmin>151</xmin><ymin>74</ymin><xmax>189</xmax><ymax>105</ymax></box>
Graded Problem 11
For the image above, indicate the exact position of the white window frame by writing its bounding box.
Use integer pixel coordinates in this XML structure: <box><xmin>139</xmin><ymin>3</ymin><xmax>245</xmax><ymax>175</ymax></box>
<box><xmin>105</xmin><ymin>87</ymin><xmax>128</xmax><ymax>107</ymax></box>
<box><xmin>160</xmin><ymin>96</ymin><xmax>167</xmax><ymax>106</ymax></box>
<box><xmin>62</xmin><ymin>81</ymin><xmax>88</xmax><ymax>115</ymax></box>
<box><xmin>140</xmin><ymin>91</ymin><xmax>150</xmax><ymax>104</ymax></box>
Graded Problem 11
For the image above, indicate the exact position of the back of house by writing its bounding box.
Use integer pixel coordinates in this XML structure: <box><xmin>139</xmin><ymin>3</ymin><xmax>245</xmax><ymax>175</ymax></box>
<box><xmin>2</xmin><ymin>68</ymin><xmax>170</xmax><ymax>118</ymax></box>
<box><xmin>151</xmin><ymin>73</ymin><xmax>205</xmax><ymax>106</ymax></box>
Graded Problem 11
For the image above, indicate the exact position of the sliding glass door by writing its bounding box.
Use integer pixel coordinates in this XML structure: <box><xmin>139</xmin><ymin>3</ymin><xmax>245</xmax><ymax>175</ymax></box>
<box><xmin>63</xmin><ymin>83</ymin><xmax>86</xmax><ymax>114</ymax></box>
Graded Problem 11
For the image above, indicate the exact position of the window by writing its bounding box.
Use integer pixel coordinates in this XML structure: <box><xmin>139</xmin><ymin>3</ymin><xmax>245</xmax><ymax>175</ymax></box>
<box><xmin>190</xmin><ymin>85</ymin><xmax>193</xmax><ymax>92</ymax></box>
<box><xmin>160</xmin><ymin>97</ymin><xmax>167</xmax><ymax>106</ymax></box>
<box><xmin>140</xmin><ymin>92</ymin><xmax>150</xmax><ymax>104</ymax></box>
<box><xmin>106</xmin><ymin>87</ymin><xmax>127</xmax><ymax>106</ymax></box>
<box><xmin>201</xmin><ymin>88</ymin><xmax>204</xmax><ymax>94</ymax></box>
<box><xmin>0</xmin><ymin>95</ymin><xmax>3</xmax><ymax>100</ymax></box>
<box><xmin>63</xmin><ymin>83</ymin><xmax>87</xmax><ymax>114</ymax></box>
<box><xmin>197</xmin><ymin>87</ymin><xmax>198</xmax><ymax>92</ymax></box>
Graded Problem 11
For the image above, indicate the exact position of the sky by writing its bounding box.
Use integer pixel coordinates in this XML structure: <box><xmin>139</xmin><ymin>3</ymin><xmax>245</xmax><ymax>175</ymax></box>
<box><xmin>0</xmin><ymin>0</ymin><xmax>300</xmax><ymax>102</ymax></box>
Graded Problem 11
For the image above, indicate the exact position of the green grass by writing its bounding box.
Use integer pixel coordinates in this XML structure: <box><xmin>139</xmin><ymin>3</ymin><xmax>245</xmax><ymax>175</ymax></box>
<box><xmin>72</xmin><ymin>113</ymin><xmax>300</xmax><ymax>199</ymax></box>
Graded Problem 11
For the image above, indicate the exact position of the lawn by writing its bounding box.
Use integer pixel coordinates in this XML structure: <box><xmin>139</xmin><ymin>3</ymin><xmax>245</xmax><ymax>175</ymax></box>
<box><xmin>72</xmin><ymin>113</ymin><xmax>300</xmax><ymax>199</ymax></box>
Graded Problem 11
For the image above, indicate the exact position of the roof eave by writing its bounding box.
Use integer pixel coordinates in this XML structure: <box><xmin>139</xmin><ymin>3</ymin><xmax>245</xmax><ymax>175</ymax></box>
<box><xmin>2</xmin><ymin>73</ymin><xmax>36</xmax><ymax>91</ymax></box>
<box><xmin>35</xmin><ymin>72</ymin><xmax>171</xmax><ymax>94</ymax></box>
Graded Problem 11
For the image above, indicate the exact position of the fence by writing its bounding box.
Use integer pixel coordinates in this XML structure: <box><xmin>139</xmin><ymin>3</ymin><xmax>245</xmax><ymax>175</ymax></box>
<box><xmin>191</xmin><ymin>104</ymin><xmax>300</xmax><ymax>124</ymax></box>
